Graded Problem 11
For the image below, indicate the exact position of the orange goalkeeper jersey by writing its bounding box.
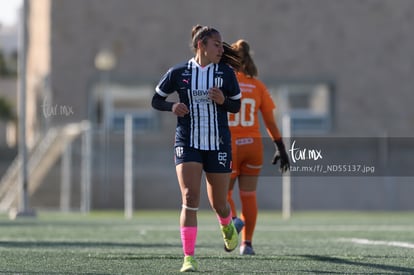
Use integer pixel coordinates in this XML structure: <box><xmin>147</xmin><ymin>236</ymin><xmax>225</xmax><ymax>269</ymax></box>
<box><xmin>228</xmin><ymin>72</ymin><xmax>279</xmax><ymax>139</ymax></box>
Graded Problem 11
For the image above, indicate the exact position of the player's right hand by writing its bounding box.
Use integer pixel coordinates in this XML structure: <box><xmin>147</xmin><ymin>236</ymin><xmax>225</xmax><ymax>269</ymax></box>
<box><xmin>172</xmin><ymin>102</ymin><xmax>189</xmax><ymax>117</ymax></box>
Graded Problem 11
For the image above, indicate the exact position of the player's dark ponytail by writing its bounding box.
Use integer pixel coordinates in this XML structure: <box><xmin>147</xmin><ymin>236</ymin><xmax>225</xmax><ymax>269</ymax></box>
<box><xmin>222</xmin><ymin>42</ymin><xmax>242</xmax><ymax>71</ymax></box>
<box><xmin>191</xmin><ymin>24</ymin><xmax>204</xmax><ymax>50</ymax></box>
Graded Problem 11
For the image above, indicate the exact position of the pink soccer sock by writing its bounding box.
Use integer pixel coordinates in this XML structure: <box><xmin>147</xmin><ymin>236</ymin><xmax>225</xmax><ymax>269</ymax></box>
<box><xmin>216</xmin><ymin>212</ymin><xmax>232</xmax><ymax>226</ymax></box>
<box><xmin>180</xmin><ymin>226</ymin><xmax>197</xmax><ymax>256</ymax></box>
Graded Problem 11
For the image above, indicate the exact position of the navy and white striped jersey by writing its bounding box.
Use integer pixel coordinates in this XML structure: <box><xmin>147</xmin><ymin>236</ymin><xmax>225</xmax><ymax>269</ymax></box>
<box><xmin>155</xmin><ymin>58</ymin><xmax>241</xmax><ymax>150</ymax></box>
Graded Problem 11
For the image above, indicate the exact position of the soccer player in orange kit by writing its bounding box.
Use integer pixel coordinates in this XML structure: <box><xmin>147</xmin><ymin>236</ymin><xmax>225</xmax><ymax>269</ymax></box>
<box><xmin>227</xmin><ymin>40</ymin><xmax>290</xmax><ymax>255</ymax></box>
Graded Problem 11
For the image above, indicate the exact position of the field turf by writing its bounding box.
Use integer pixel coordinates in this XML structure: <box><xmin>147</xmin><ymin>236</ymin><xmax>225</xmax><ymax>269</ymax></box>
<box><xmin>0</xmin><ymin>210</ymin><xmax>413</xmax><ymax>274</ymax></box>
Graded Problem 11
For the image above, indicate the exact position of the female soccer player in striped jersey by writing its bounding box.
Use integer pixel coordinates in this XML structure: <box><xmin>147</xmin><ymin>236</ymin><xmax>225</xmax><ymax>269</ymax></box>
<box><xmin>152</xmin><ymin>25</ymin><xmax>242</xmax><ymax>272</ymax></box>
<box><xmin>227</xmin><ymin>40</ymin><xmax>290</xmax><ymax>255</ymax></box>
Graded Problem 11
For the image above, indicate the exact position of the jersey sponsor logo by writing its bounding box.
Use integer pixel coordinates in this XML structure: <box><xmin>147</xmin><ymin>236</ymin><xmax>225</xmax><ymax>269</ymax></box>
<box><xmin>192</xmin><ymin>89</ymin><xmax>211</xmax><ymax>104</ymax></box>
<box><xmin>239</xmin><ymin>83</ymin><xmax>256</xmax><ymax>88</ymax></box>
<box><xmin>235</xmin><ymin>137</ymin><xmax>254</xmax><ymax>145</ymax></box>
<box><xmin>181</xmin><ymin>69</ymin><xmax>191</xmax><ymax>76</ymax></box>
<box><xmin>192</xmin><ymin>89</ymin><xmax>209</xmax><ymax>96</ymax></box>
<box><xmin>239</xmin><ymin>83</ymin><xmax>255</xmax><ymax>93</ymax></box>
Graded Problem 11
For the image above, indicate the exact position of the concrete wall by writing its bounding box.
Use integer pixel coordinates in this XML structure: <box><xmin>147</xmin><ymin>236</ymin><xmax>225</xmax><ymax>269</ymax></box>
<box><xmin>25</xmin><ymin>0</ymin><xmax>414</xmax><ymax>210</ymax></box>
<box><xmin>37</xmin><ymin>0</ymin><xmax>414</xmax><ymax>136</ymax></box>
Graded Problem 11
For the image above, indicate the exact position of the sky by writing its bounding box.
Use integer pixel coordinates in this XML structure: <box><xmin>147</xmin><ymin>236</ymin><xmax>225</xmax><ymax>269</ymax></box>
<box><xmin>0</xmin><ymin>0</ymin><xmax>23</xmax><ymax>27</ymax></box>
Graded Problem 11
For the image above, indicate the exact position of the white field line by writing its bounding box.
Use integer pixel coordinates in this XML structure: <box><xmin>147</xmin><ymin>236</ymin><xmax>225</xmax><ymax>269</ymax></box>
<box><xmin>256</xmin><ymin>225</ymin><xmax>414</xmax><ymax>232</ymax></box>
<box><xmin>120</xmin><ymin>224</ymin><xmax>414</xmax><ymax>232</ymax></box>
<box><xmin>340</xmin><ymin>238</ymin><xmax>414</xmax><ymax>249</ymax></box>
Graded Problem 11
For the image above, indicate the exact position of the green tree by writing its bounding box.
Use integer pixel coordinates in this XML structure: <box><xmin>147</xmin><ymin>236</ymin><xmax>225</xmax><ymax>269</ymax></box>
<box><xmin>0</xmin><ymin>48</ymin><xmax>17</xmax><ymax>76</ymax></box>
<box><xmin>0</xmin><ymin>97</ymin><xmax>15</xmax><ymax>121</ymax></box>
<box><xmin>0</xmin><ymin>49</ymin><xmax>9</xmax><ymax>75</ymax></box>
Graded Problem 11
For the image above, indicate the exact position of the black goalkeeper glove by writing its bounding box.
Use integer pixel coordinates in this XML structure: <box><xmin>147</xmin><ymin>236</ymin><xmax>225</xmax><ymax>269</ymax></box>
<box><xmin>272</xmin><ymin>139</ymin><xmax>290</xmax><ymax>173</ymax></box>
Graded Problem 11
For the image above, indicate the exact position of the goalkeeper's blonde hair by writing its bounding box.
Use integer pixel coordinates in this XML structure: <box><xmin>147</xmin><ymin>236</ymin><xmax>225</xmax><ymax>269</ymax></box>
<box><xmin>231</xmin><ymin>40</ymin><xmax>258</xmax><ymax>78</ymax></box>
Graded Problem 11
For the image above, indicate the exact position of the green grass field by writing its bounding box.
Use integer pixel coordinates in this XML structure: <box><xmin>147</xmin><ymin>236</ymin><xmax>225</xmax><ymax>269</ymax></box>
<box><xmin>0</xmin><ymin>210</ymin><xmax>413</xmax><ymax>274</ymax></box>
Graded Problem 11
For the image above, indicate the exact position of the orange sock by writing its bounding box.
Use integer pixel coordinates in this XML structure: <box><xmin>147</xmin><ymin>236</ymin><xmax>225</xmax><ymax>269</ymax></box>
<box><xmin>240</xmin><ymin>190</ymin><xmax>257</xmax><ymax>243</ymax></box>
<box><xmin>227</xmin><ymin>189</ymin><xmax>237</xmax><ymax>218</ymax></box>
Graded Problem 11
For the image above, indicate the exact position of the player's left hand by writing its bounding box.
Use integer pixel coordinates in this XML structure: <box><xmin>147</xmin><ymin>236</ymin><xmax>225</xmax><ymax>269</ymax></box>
<box><xmin>208</xmin><ymin>87</ymin><xmax>225</xmax><ymax>105</ymax></box>
<box><xmin>272</xmin><ymin>140</ymin><xmax>290</xmax><ymax>173</ymax></box>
